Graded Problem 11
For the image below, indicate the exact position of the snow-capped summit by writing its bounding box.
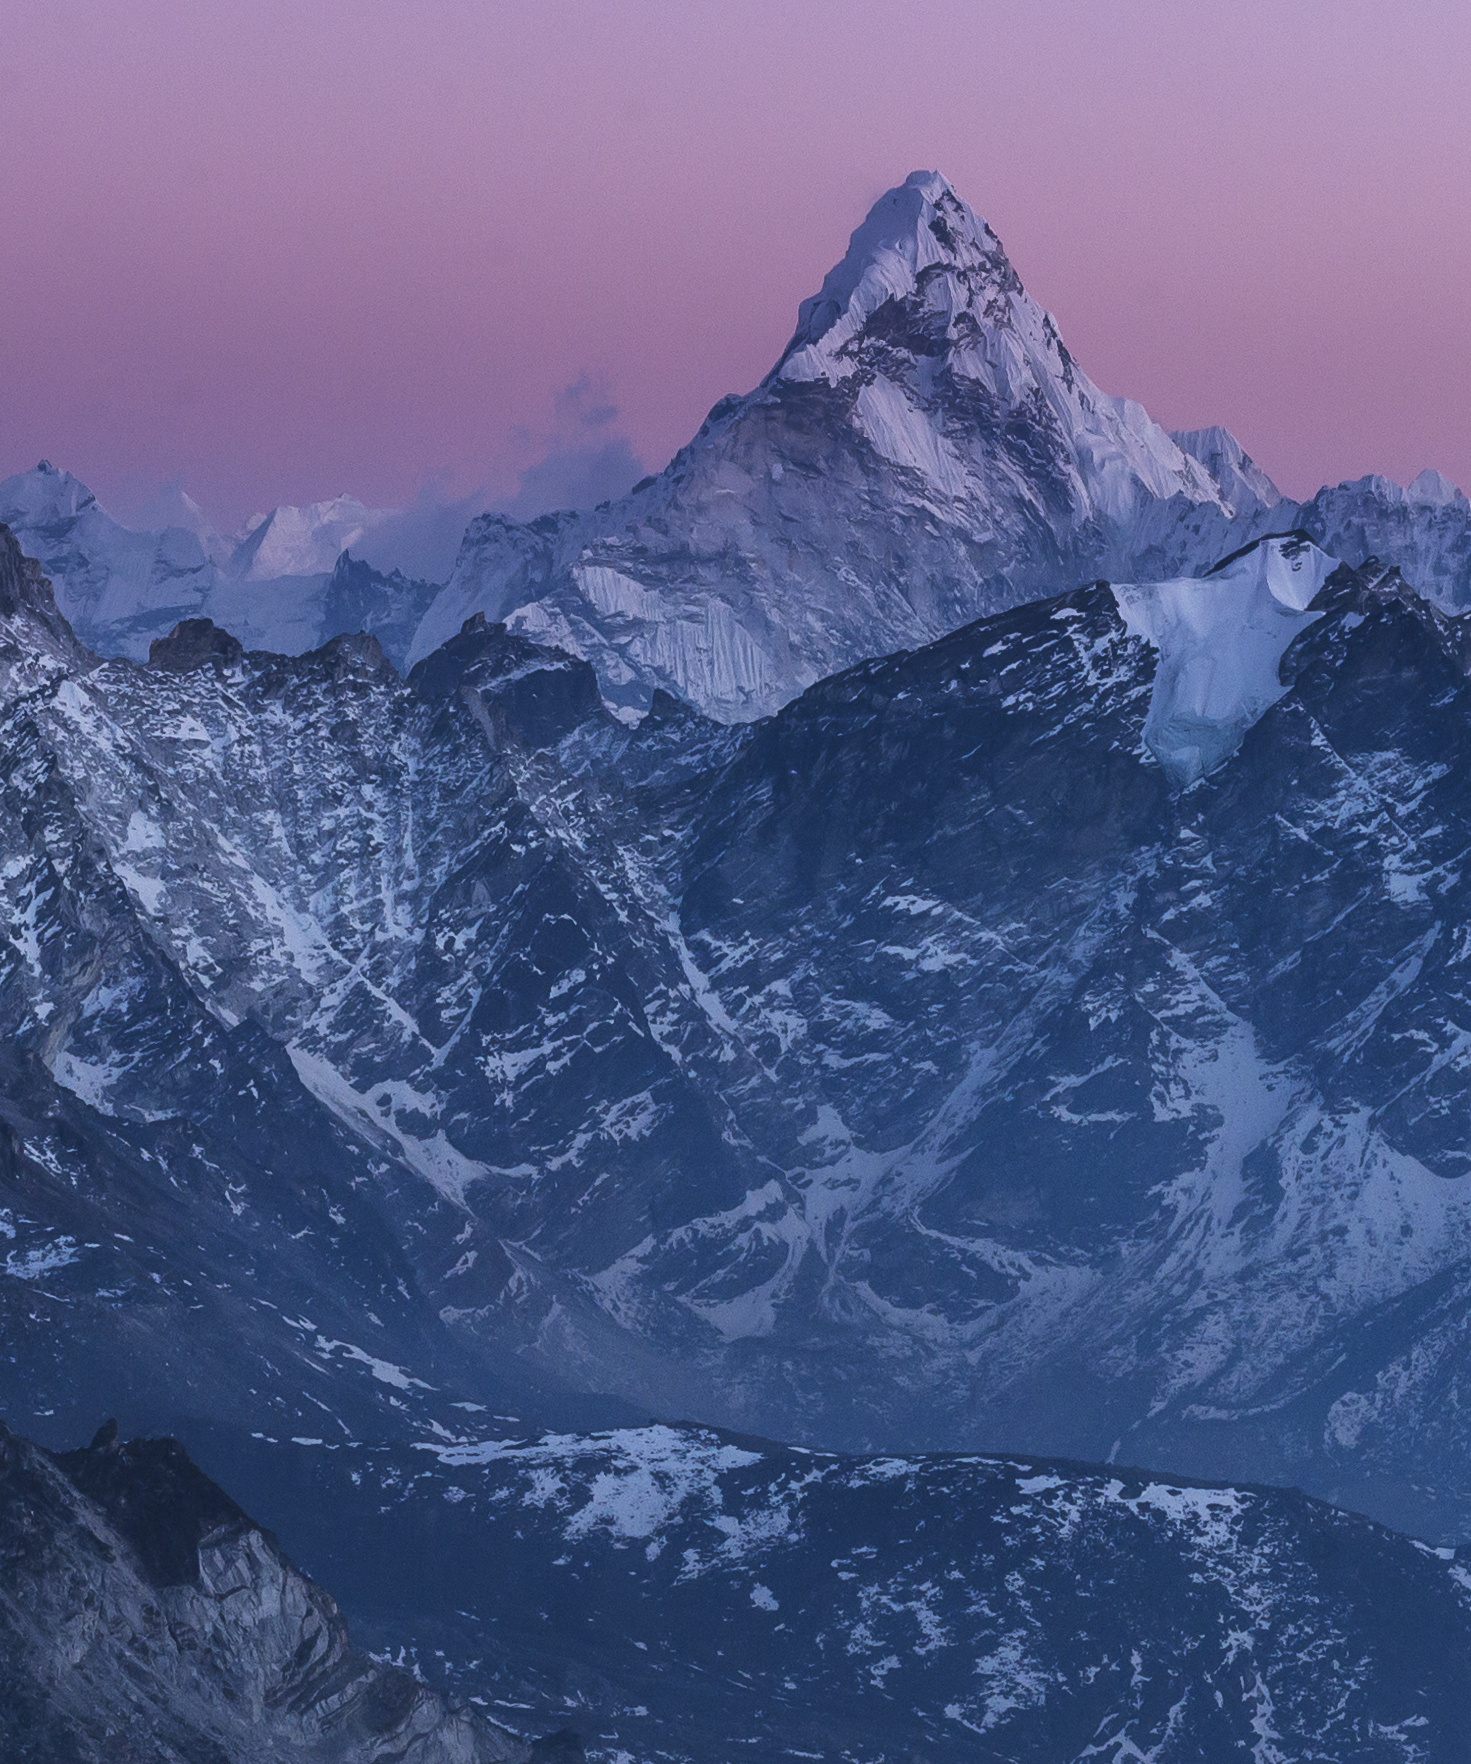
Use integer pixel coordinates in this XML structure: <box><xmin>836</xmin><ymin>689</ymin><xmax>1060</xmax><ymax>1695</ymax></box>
<box><xmin>775</xmin><ymin>170</ymin><xmax>1223</xmax><ymax>520</ymax></box>
<box><xmin>6</xmin><ymin>458</ymin><xmax>97</xmax><ymax>524</ymax></box>
<box><xmin>2</xmin><ymin>460</ymin><xmax>148</xmax><ymax>550</ymax></box>
<box><xmin>411</xmin><ymin>172</ymin><xmax>1282</xmax><ymax>718</ymax></box>
<box><xmin>123</xmin><ymin>482</ymin><xmax>230</xmax><ymax>562</ymax></box>
<box><xmin>230</xmin><ymin>494</ymin><xmax>392</xmax><ymax>579</ymax></box>
<box><xmin>1407</xmin><ymin>467</ymin><xmax>1467</xmax><ymax>508</ymax></box>
<box><xmin>776</xmin><ymin>170</ymin><xmax>971</xmax><ymax>381</ymax></box>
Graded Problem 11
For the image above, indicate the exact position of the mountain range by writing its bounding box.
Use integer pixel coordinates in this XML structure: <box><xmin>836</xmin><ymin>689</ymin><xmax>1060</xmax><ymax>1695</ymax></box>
<box><xmin>0</xmin><ymin>461</ymin><xmax>430</xmax><ymax>662</ymax></box>
<box><xmin>9</xmin><ymin>172</ymin><xmax>1471</xmax><ymax>724</ymax></box>
<box><xmin>6</xmin><ymin>169</ymin><xmax>1471</xmax><ymax>1759</ymax></box>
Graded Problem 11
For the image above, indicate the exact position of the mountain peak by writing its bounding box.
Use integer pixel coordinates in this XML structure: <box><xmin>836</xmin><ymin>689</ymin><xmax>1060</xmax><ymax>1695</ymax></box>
<box><xmin>1</xmin><ymin>460</ymin><xmax>100</xmax><ymax>526</ymax></box>
<box><xmin>1408</xmin><ymin>467</ymin><xmax>1467</xmax><ymax>508</ymax></box>
<box><xmin>776</xmin><ymin>171</ymin><xmax>1010</xmax><ymax>383</ymax></box>
<box><xmin>229</xmin><ymin>494</ymin><xmax>390</xmax><ymax>580</ymax></box>
<box><xmin>901</xmin><ymin>167</ymin><xmax>951</xmax><ymax>194</ymax></box>
<box><xmin>1173</xmin><ymin>426</ymin><xmax>1284</xmax><ymax>514</ymax></box>
<box><xmin>413</xmin><ymin>172</ymin><xmax>1284</xmax><ymax>714</ymax></box>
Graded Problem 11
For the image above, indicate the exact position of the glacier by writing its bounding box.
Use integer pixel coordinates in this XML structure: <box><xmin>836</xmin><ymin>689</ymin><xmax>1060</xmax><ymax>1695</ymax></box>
<box><xmin>1113</xmin><ymin>531</ymin><xmax>1337</xmax><ymax>784</ymax></box>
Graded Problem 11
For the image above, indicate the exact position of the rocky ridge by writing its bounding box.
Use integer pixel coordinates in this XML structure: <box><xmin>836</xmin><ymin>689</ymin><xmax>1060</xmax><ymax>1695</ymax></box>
<box><xmin>0</xmin><ymin>1418</ymin><xmax>531</xmax><ymax>1763</ymax></box>
<box><xmin>5</xmin><ymin>514</ymin><xmax>1471</xmax><ymax>1547</ymax></box>
<box><xmin>9</xmin><ymin>1411</ymin><xmax>1471</xmax><ymax>1763</ymax></box>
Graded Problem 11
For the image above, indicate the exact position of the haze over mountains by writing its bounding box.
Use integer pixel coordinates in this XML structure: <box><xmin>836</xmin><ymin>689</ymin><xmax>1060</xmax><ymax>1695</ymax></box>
<box><xmin>6</xmin><ymin>171</ymin><xmax>1471</xmax><ymax>1760</ymax></box>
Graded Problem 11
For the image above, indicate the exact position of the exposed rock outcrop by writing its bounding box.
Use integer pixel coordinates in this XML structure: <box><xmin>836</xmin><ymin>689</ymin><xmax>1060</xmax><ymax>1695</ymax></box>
<box><xmin>0</xmin><ymin>1419</ymin><xmax>529</xmax><ymax>1763</ymax></box>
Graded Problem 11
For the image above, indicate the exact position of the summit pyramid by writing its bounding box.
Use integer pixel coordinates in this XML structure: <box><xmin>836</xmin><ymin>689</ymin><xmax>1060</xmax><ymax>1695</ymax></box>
<box><xmin>410</xmin><ymin>171</ymin><xmax>1281</xmax><ymax>717</ymax></box>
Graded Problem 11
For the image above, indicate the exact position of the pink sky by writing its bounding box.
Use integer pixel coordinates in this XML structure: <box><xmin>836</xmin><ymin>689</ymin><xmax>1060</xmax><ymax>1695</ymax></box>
<box><xmin>2</xmin><ymin>0</ymin><xmax>1469</xmax><ymax>527</ymax></box>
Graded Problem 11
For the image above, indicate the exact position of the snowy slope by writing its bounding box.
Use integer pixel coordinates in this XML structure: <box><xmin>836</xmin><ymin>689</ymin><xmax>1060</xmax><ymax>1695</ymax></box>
<box><xmin>7</xmin><ymin>514</ymin><xmax>1471</xmax><ymax>1542</ymax></box>
<box><xmin>1172</xmin><ymin>425</ymin><xmax>1286</xmax><ymax>518</ymax></box>
<box><xmin>409</xmin><ymin>172</ymin><xmax>1281</xmax><ymax>718</ymax></box>
<box><xmin>306</xmin><ymin>1420</ymin><xmax>1471</xmax><ymax>1763</ymax></box>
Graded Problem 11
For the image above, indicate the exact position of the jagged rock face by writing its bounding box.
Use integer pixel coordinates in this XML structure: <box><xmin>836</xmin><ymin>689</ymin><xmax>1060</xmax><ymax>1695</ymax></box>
<box><xmin>409</xmin><ymin>173</ymin><xmax>1280</xmax><ymax>719</ymax></box>
<box><xmin>149</xmin><ymin>616</ymin><xmax>248</xmax><ymax>671</ymax></box>
<box><xmin>1297</xmin><ymin>469</ymin><xmax>1471</xmax><ymax>610</ymax></box>
<box><xmin>0</xmin><ymin>1420</ymin><xmax>527</xmax><ymax>1763</ymax></box>
<box><xmin>617</xmin><ymin>547</ymin><xmax>1471</xmax><ymax>1533</ymax></box>
<box><xmin>324</xmin><ymin>550</ymin><xmax>446</xmax><ymax>666</ymax></box>
<box><xmin>8</xmin><ymin>519</ymin><xmax>1471</xmax><ymax>1548</ymax></box>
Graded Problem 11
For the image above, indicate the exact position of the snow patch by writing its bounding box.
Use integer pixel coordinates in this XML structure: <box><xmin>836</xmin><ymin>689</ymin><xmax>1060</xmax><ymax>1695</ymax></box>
<box><xmin>1113</xmin><ymin>535</ymin><xmax>1338</xmax><ymax>785</ymax></box>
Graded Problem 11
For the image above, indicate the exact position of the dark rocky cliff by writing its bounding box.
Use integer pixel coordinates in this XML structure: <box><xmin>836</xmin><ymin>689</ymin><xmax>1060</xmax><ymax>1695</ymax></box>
<box><xmin>0</xmin><ymin>1418</ymin><xmax>531</xmax><ymax>1763</ymax></box>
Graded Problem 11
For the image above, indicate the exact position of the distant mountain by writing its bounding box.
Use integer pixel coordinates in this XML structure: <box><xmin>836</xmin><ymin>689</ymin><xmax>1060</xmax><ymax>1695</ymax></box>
<box><xmin>1296</xmin><ymin>468</ymin><xmax>1471</xmax><ymax>609</ymax></box>
<box><xmin>231</xmin><ymin>493</ymin><xmax>391</xmax><ymax>579</ymax></box>
<box><xmin>0</xmin><ymin>462</ymin><xmax>439</xmax><ymax>663</ymax></box>
<box><xmin>408</xmin><ymin>172</ymin><xmax>1284</xmax><ymax>717</ymax></box>
<box><xmin>320</xmin><ymin>550</ymin><xmax>455</xmax><ymax>665</ymax></box>
<box><xmin>1168</xmin><ymin>439</ymin><xmax>1471</xmax><ymax>614</ymax></box>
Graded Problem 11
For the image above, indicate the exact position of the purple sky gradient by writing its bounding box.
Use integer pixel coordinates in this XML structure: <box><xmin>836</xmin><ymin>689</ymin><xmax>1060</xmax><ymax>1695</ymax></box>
<box><xmin>2</xmin><ymin>0</ymin><xmax>1469</xmax><ymax>528</ymax></box>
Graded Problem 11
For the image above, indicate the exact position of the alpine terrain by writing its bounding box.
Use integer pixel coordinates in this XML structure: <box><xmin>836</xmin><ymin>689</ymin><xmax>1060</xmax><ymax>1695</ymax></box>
<box><xmin>409</xmin><ymin>172</ymin><xmax>1286</xmax><ymax>718</ymax></box>
<box><xmin>6</xmin><ymin>169</ymin><xmax>1471</xmax><ymax>1761</ymax></box>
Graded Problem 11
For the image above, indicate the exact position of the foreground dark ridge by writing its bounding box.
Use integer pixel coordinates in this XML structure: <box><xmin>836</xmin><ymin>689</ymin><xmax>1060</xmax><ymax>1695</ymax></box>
<box><xmin>7</xmin><ymin>1417</ymin><xmax>1471</xmax><ymax>1763</ymax></box>
<box><xmin>0</xmin><ymin>1419</ymin><xmax>563</xmax><ymax>1763</ymax></box>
